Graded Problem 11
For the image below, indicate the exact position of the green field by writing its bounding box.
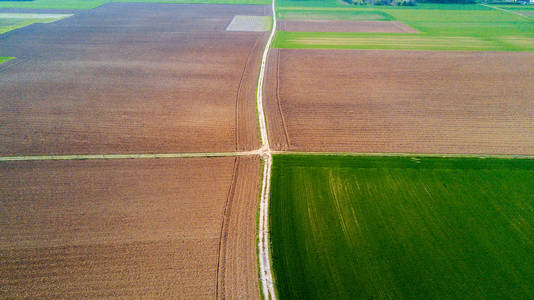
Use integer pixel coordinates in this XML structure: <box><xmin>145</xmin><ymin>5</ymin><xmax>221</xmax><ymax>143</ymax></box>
<box><xmin>274</xmin><ymin>1</ymin><xmax>534</xmax><ymax>51</ymax></box>
<box><xmin>0</xmin><ymin>13</ymin><xmax>72</xmax><ymax>34</ymax></box>
<box><xmin>0</xmin><ymin>56</ymin><xmax>14</xmax><ymax>63</ymax></box>
<box><xmin>270</xmin><ymin>155</ymin><xmax>534</xmax><ymax>299</ymax></box>
<box><xmin>0</xmin><ymin>0</ymin><xmax>269</xmax><ymax>9</ymax></box>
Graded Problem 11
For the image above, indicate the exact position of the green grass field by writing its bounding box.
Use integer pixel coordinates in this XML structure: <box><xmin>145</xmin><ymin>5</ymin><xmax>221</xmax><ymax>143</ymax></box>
<box><xmin>274</xmin><ymin>1</ymin><xmax>534</xmax><ymax>51</ymax></box>
<box><xmin>0</xmin><ymin>13</ymin><xmax>72</xmax><ymax>34</ymax></box>
<box><xmin>270</xmin><ymin>155</ymin><xmax>534</xmax><ymax>299</ymax></box>
<box><xmin>0</xmin><ymin>56</ymin><xmax>14</xmax><ymax>63</ymax></box>
<box><xmin>0</xmin><ymin>0</ymin><xmax>269</xmax><ymax>9</ymax></box>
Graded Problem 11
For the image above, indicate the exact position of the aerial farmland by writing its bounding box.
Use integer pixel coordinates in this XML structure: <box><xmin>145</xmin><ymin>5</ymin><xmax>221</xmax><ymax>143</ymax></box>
<box><xmin>1</xmin><ymin>0</ymin><xmax>533</xmax><ymax>299</ymax></box>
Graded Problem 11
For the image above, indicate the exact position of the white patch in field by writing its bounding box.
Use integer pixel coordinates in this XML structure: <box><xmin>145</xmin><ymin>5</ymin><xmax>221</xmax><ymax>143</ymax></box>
<box><xmin>226</xmin><ymin>15</ymin><xmax>270</xmax><ymax>32</ymax></box>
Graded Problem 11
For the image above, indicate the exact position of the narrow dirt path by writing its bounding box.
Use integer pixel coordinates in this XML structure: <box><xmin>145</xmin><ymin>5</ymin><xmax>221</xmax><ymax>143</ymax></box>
<box><xmin>256</xmin><ymin>0</ymin><xmax>277</xmax><ymax>298</ymax></box>
<box><xmin>0</xmin><ymin>150</ymin><xmax>262</xmax><ymax>162</ymax></box>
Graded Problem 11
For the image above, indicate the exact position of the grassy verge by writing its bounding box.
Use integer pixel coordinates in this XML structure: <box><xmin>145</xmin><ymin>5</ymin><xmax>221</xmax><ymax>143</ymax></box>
<box><xmin>270</xmin><ymin>154</ymin><xmax>534</xmax><ymax>299</ymax></box>
<box><xmin>0</xmin><ymin>57</ymin><xmax>14</xmax><ymax>63</ymax></box>
<box><xmin>0</xmin><ymin>0</ymin><xmax>107</xmax><ymax>9</ymax></box>
<box><xmin>0</xmin><ymin>13</ymin><xmax>72</xmax><ymax>34</ymax></box>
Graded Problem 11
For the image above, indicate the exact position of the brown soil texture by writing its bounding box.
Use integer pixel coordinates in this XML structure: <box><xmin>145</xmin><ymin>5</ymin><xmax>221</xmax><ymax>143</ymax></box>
<box><xmin>264</xmin><ymin>49</ymin><xmax>534</xmax><ymax>155</ymax></box>
<box><xmin>278</xmin><ymin>20</ymin><xmax>418</xmax><ymax>33</ymax></box>
<box><xmin>0</xmin><ymin>3</ymin><xmax>269</xmax><ymax>155</ymax></box>
<box><xmin>0</xmin><ymin>157</ymin><xmax>260</xmax><ymax>298</ymax></box>
<box><xmin>519</xmin><ymin>11</ymin><xmax>534</xmax><ymax>16</ymax></box>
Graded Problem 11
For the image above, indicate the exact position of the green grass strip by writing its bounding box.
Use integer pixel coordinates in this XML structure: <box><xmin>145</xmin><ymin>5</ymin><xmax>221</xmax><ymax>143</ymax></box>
<box><xmin>0</xmin><ymin>57</ymin><xmax>14</xmax><ymax>64</ymax></box>
<box><xmin>274</xmin><ymin>31</ymin><xmax>534</xmax><ymax>52</ymax></box>
<box><xmin>0</xmin><ymin>13</ymin><xmax>72</xmax><ymax>34</ymax></box>
<box><xmin>270</xmin><ymin>154</ymin><xmax>534</xmax><ymax>299</ymax></box>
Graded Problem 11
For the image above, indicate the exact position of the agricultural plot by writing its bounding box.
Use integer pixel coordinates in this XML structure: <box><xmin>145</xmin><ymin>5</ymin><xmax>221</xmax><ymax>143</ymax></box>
<box><xmin>264</xmin><ymin>49</ymin><xmax>534</xmax><ymax>155</ymax></box>
<box><xmin>278</xmin><ymin>20</ymin><xmax>417</xmax><ymax>33</ymax></box>
<box><xmin>274</xmin><ymin>2</ymin><xmax>534</xmax><ymax>51</ymax></box>
<box><xmin>0</xmin><ymin>156</ymin><xmax>261</xmax><ymax>298</ymax></box>
<box><xmin>0</xmin><ymin>56</ymin><xmax>12</xmax><ymax>63</ymax></box>
<box><xmin>270</xmin><ymin>155</ymin><xmax>534</xmax><ymax>299</ymax></box>
<box><xmin>0</xmin><ymin>3</ymin><xmax>268</xmax><ymax>155</ymax></box>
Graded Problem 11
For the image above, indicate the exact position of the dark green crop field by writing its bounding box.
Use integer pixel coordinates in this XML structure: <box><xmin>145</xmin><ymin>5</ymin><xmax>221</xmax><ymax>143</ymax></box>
<box><xmin>270</xmin><ymin>155</ymin><xmax>534</xmax><ymax>299</ymax></box>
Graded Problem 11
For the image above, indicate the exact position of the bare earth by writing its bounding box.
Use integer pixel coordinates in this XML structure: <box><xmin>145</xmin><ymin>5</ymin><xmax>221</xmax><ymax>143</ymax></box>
<box><xmin>0</xmin><ymin>3</ymin><xmax>268</xmax><ymax>155</ymax></box>
<box><xmin>264</xmin><ymin>49</ymin><xmax>534</xmax><ymax>155</ymax></box>
<box><xmin>0</xmin><ymin>157</ymin><xmax>260</xmax><ymax>298</ymax></box>
<box><xmin>278</xmin><ymin>20</ymin><xmax>418</xmax><ymax>33</ymax></box>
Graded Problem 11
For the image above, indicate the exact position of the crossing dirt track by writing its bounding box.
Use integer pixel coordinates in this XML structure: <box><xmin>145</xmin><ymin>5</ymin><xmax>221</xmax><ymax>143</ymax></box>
<box><xmin>264</xmin><ymin>49</ymin><xmax>534</xmax><ymax>155</ymax></box>
<box><xmin>0</xmin><ymin>157</ymin><xmax>261</xmax><ymax>298</ymax></box>
<box><xmin>0</xmin><ymin>3</ymin><xmax>269</xmax><ymax>155</ymax></box>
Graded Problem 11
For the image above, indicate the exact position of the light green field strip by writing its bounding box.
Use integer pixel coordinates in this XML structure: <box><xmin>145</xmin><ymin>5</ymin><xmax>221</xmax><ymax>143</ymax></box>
<box><xmin>0</xmin><ymin>0</ymin><xmax>108</xmax><ymax>9</ymax></box>
<box><xmin>275</xmin><ymin>31</ymin><xmax>534</xmax><ymax>51</ymax></box>
<box><xmin>0</xmin><ymin>13</ymin><xmax>73</xmax><ymax>19</ymax></box>
<box><xmin>0</xmin><ymin>13</ymin><xmax>72</xmax><ymax>34</ymax></box>
<box><xmin>0</xmin><ymin>57</ymin><xmax>14</xmax><ymax>63</ymax></box>
<box><xmin>0</xmin><ymin>150</ymin><xmax>261</xmax><ymax>162</ymax></box>
<box><xmin>272</xmin><ymin>151</ymin><xmax>534</xmax><ymax>160</ymax></box>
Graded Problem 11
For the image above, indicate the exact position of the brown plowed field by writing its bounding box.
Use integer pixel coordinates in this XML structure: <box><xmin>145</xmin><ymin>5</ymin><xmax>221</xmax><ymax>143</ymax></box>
<box><xmin>278</xmin><ymin>20</ymin><xmax>418</xmax><ymax>33</ymax></box>
<box><xmin>0</xmin><ymin>3</ymin><xmax>268</xmax><ymax>155</ymax></box>
<box><xmin>264</xmin><ymin>49</ymin><xmax>534</xmax><ymax>155</ymax></box>
<box><xmin>217</xmin><ymin>156</ymin><xmax>261</xmax><ymax>299</ymax></box>
<box><xmin>0</xmin><ymin>157</ymin><xmax>260</xmax><ymax>298</ymax></box>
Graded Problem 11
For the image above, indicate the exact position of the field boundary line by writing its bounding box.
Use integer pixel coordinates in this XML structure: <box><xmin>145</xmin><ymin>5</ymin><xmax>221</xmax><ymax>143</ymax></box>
<box><xmin>481</xmin><ymin>4</ymin><xmax>532</xmax><ymax>20</ymax></box>
<box><xmin>0</xmin><ymin>150</ymin><xmax>262</xmax><ymax>162</ymax></box>
<box><xmin>272</xmin><ymin>151</ymin><xmax>534</xmax><ymax>159</ymax></box>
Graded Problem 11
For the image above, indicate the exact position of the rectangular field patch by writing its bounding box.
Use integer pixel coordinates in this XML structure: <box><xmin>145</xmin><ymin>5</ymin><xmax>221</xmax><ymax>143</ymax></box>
<box><xmin>226</xmin><ymin>15</ymin><xmax>270</xmax><ymax>31</ymax></box>
<box><xmin>270</xmin><ymin>155</ymin><xmax>534</xmax><ymax>299</ymax></box>
<box><xmin>278</xmin><ymin>20</ymin><xmax>418</xmax><ymax>33</ymax></box>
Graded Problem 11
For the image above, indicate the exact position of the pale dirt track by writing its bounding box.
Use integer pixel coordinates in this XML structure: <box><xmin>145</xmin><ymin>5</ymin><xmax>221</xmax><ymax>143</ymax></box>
<box><xmin>0</xmin><ymin>157</ymin><xmax>261</xmax><ymax>298</ymax></box>
<box><xmin>256</xmin><ymin>0</ymin><xmax>277</xmax><ymax>298</ymax></box>
<box><xmin>264</xmin><ymin>49</ymin><xmax>534</xmax><ymax>155</ymax></box>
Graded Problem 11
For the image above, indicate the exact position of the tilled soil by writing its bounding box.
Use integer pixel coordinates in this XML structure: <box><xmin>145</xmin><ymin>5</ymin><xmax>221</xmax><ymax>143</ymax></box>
<box><xmin>0</xmin><ymin>157</ymin><xmax>260</xmax><ymax>298</ymax></box>
<box><xmin>0</xmin><ymin>3</ymin><xmax>268</xmax><ymax>155</ymax></box>
<box><xmin>278</xmin><ymin>20</ymin><xmax>418</xmax><ymax>33</ymax></box>
<box><xmin>264</xmin><ymin>49</ymin><xmax>534</xmax><ymax>155</ymax></box>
